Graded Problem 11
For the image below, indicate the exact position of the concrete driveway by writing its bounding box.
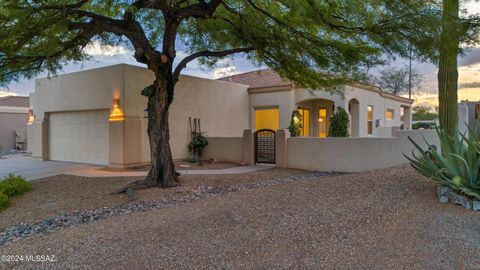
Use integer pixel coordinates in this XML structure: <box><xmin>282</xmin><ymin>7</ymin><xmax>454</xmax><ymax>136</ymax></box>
<box><xmin>0</xmin><ymin>156</ymin><xmax>95</xmax><ymax>180</ymax></box>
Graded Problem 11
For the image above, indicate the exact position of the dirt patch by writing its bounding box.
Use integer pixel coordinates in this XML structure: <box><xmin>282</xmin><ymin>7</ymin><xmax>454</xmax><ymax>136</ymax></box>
<box><xmin>98</xmin><ymin>160</ymin><xmax>240</xmax><ymax>172</ymax></box>
<box><xmin>0</xmin><ymin>168</ymin><xmax>308</xmax><ymax>231</ymax></box>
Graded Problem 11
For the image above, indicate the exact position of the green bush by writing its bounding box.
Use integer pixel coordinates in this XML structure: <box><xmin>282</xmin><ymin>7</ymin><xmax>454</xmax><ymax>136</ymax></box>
<box><xmin>406</xmin><ymin>125</ymin><xmax>480</xmax><ymax>200</ymax></box>
<box><xmin>412</xmin><ymin>122</ymin><xmax>435</xmax><ymax>130</ymax></box>
<box><xmin>328</xmin><ymin>107</ymin><xmax>350</xmax><ymax>137</ymax></box>
<box><xmin>0</xmin><ymin>192</ymin><xmax>9</xmax><ymax>210</ymax></box>
<box><xmin>288</xmin><ymin>110</ymin><xmax>303</xmax><ymax>137</ymax></box>
<box><xmin>0</xmin><ymin>174</ymin><xmax>32</xmax><ymax>198</ymax></box>
<box><xmin>188</xmin><ymin>133</ymin><xmax>209</xmax><ymax>163</ymax></box>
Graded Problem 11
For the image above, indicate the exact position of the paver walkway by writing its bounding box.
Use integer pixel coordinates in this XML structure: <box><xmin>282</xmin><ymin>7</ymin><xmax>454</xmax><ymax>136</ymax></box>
<box><xmin>64</xmin><ymin>165</ymin><xmax>273</xmax><ymax>178</ymax></box>
<box><xmin>0</xmin><ymin>156</ymin><xmax>272</xmax><ymax>180</ymax></box>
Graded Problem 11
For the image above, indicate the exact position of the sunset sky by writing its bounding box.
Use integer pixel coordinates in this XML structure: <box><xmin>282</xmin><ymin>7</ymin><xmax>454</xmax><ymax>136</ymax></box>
<box><xmin>2</xmin><ymin>1</ymin><xmax>480</xmax><ymax>108</ymax></box>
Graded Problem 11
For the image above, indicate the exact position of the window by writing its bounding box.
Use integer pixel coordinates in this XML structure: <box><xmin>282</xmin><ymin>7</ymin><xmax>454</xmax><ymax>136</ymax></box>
<box><xmin>255</xmin><ymin>108</ymin><xmax>279</xmax><ymax>131</ymax></box>
<box><xmin>386</xmin><ymin>109</ymin><xmax>395</xmax><ymax>120</ymax></box>
<box><xmin>298</xmin><ymin>108</ymin><xmax>310</xmax><ymax>136</ymax></box>
<box><xmin>367</xmin><ymin>106</ymin><xmax>373</xmax><ymax>135</ymax></box>
<box><xmin>319</xmin><ymin>108</ymin><xmax>327</xmax><ymax>138</ymax></box>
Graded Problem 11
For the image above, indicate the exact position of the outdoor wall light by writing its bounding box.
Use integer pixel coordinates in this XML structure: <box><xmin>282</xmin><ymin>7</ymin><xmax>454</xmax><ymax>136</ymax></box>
<box><xmin>109</xmin><ymin>98</ymin><xmax>125</xmax><ymax>121</ymax></box>
<box><xmin>27</xmin><ymin>109</ymin><xmax>34</xmax><ymax>125</ymax></box>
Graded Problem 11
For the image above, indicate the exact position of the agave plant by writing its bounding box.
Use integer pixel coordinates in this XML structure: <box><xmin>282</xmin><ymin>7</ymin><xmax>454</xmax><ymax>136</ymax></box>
<box><xmin>406</xmin><ymin>124</ymin><xmax>480</xmax><ymax>200</ymax></box>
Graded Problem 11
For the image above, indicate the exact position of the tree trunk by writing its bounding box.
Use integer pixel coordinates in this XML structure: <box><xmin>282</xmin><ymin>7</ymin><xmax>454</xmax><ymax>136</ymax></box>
<box><xmin>438</xmin><ymin>0</ymin><xmax>459</xmax><ymax>137</ymax></box>
<box><xmin>144</xmin><ymin>76</ymin><xmax>180</xmax><ymax>188</ymax></box>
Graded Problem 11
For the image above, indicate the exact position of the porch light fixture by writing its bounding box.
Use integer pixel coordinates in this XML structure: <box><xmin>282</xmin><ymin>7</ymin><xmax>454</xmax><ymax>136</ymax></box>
<box><xmin>27</xmin><ymin>109</ymin><xmax>34</xmax><ymax>125</ymax></box>
<box><xmin>109</xmin><ymin>98</ymin><xmax>125</xmax><ymax>121</ymax></box>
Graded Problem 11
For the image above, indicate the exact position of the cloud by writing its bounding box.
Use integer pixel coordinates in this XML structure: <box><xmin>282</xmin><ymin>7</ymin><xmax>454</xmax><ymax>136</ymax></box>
<box><xmin>0</xmin><ymin>90</ymin><xmax>16</xmax><ymax>98</ymax></box>
<box><xmin>213</xmin><ymin>67</ymin><xmax>237</xmax><ymax>79</ymax></box>
<box><xmin>83</xmin><ymin>41</ymin><xmax>130</xmax><ymax>57</ymax></box>
<box><xmin>460</xmin><ymin>81</ymin><xmax>480</xmax><ymax>88</ymax></box>
<box><xmin>459</xmin><ymin>48</ymin><xmax>480</xmax><ymax>67</ymax></box>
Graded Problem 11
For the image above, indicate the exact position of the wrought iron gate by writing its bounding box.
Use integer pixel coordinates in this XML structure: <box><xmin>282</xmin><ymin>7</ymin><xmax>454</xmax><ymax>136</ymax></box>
<box><xmin>254</xmin><ymin>129</ymin><xmax>276</xmax><ymax>164</ymax></box>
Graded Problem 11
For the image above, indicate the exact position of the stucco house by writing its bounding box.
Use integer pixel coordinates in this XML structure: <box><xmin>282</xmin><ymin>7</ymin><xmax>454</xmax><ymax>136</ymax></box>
<box><xmin>0</xmin><ymin>96</ymin><xmax>29</xmax><ymax>152</ymax></box>
<box><xmin>28</xmin><ymin>64</ymin><xmax>413</xmax><ymax>167</ymax></box>
<box><xmin>219</xmin><ymin>69</ymin><xmax>413</xmax><ymax>138</ymax></box>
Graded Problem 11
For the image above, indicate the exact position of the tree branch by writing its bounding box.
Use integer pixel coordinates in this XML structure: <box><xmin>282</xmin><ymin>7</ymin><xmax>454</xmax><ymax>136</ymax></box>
<box><xmin>173</xmin><ymin>47</ymin><xmax>254</xmax><ymax>81</ymax></box>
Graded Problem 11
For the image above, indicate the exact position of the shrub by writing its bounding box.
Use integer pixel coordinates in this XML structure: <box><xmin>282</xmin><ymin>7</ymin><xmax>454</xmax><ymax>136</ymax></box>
<box><xmin>328</xmin><ymin>107</ymin><xmax>349</xmax><ymax>137</ymax></box>
<box><xmin>0</xmin><ymin>192</ymin><xmax>9</xmax><ymax>210</ymax></box>
<box><xmin>406</xmin><ymin>125</ymin><xmax>480</xmax><ymax>200</ymax></box>
<box><xmin>188</xmin><ymin>133</ymin><xmax>209</xmax><ymax>163</ymax></box>
<box><xmin>0</xmin><ymin>174</ymin><xmax>32</xmax><ymax>198</ymax></box>
<box><xmin>412</xmin><ymin>122</ymin><xmax>435</xmax><ymax>130</ymax></box>
<box><xmin>288</xmin><ymin>110</ymin><xmax>303</xmax><ymax>137</ymax></box>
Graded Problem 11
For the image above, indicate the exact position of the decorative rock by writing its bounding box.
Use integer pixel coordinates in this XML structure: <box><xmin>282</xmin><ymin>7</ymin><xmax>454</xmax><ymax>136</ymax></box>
<box><xmin>437</xmin><ymin>186</ymin><xmax>452</xmax><ymax>203</ymax></box>
<box><xmin>447</xmin><ymin>191</ymin><xmax>472</xmax><ymax>210</ymax></box>
<box><xmin>473</xmin><ymin>201</ymin><xmax>480</xmax><ymax>211</ymax></box>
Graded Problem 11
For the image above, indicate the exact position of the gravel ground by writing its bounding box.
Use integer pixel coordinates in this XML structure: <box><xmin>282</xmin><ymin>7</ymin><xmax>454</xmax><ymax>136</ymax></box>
<box><xmin>0</xmin><ymin>168</ymin><xmax>308</xmax><ymax>231</ymax></box>
<box><xmin>1</xmin><ymin>165</ymin><xmax>480</xmax><ymax>269</ymax></box>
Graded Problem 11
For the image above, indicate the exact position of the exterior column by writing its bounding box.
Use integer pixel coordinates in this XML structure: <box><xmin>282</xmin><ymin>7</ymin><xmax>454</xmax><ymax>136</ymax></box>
<box><xmin>30</xmin><ymin>115</ymin><xmax>49</xmax><ymax>160</ymax></box>
<box><xmin>275</xmin><ymin>129</ymin><xmax>289</xmax><ymax>168</ymax></box>
<box><xmin>404</xmin><ymin>106</ymin><xmax>412</xmax><ymax>130</ymax></box>
<box><xmin>242</xmin><ymin>129</ymin><xmax>255</xmax><ymax>165</ymax></box>
<box><xmin>108</xmin><ymin>116</ymin><xmax>142</xmax><ymax>167</ymax></box>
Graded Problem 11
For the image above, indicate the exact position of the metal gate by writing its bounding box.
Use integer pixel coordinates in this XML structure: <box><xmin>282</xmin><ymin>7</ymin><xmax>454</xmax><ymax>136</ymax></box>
<box><xmin>254</xmin><ymin>129</ymin><xmax>276</xmax><ymax>164</ymax></box>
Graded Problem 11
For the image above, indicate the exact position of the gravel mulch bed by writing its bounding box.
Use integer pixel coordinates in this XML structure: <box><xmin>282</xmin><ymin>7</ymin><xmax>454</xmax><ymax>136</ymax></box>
<box><xmin>1</xmin><ymin>165</ymin><xmax>480</xmax><ymax>269</ymax></box>
<box><xmin>0</xmin><ymin>168</ymin><xmax>308</xmax><ymax>231</ymax></box>
<box><xmin>0</xmin><ymin>171</ymin><xmax>334</xmax><ymax>246</ymax></box>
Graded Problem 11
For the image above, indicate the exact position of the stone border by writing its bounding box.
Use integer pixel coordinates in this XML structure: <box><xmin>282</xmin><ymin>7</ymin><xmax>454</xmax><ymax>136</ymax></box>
<box><xmin>437</xmin><ymin>186</ymin><xmax>480</xmax><ymax>211</ymax></box>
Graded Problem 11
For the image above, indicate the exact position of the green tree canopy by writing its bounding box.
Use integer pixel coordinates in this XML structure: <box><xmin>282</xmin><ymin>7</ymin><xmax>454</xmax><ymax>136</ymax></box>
<box><xmin>0</xmin><ymin>0</ymin><xmax>442</xmax><ymax>89</ymax></box>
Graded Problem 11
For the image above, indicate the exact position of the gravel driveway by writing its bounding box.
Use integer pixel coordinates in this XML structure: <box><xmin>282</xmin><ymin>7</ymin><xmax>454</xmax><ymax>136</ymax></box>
<box><xmin>1</xmin><ymin>166</ymin><xmax>480</xmax><ymax>269</ymax></box>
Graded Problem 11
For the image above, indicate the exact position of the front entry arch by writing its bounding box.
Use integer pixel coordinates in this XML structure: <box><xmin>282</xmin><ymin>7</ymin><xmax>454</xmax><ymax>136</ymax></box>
<box><xmin>349</xmin><ymin>98</ymin><xmax>360</xmax><ymax>137</ymax></box>
<box><xmin>254</xmin><ymin>129</ymin><xmax>276</xmax><ymax>164</ymax></box>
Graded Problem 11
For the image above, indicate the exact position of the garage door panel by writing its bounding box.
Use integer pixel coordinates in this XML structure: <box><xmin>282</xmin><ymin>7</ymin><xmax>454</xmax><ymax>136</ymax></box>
<box><xmin>49</xmin><ymin>110</ymin><xmax>109</xmax><ymax>165</ymax></box>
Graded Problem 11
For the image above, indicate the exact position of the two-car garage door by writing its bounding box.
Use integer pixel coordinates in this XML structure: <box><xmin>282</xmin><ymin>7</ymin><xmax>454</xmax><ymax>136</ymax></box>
<box><xmin>49</xmin><ymin>110</ymin><xmax>109</xmax><ymax>165</ymax></box>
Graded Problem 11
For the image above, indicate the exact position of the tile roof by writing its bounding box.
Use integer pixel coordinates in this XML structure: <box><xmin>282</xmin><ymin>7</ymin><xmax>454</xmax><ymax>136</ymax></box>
<box><xmin>218</xmin><ymin>69</ymin><xmax>292</xmax><ymax>89</ymax></box>
<box><xmin>218</xmin><ymin>69</ymin><xmax>412</xmax><ymax>103</ymax></box>
<box><xmin>0</xmin><ymin>96</ymin><xmax>29</xmax><ymax>108</ymax></box>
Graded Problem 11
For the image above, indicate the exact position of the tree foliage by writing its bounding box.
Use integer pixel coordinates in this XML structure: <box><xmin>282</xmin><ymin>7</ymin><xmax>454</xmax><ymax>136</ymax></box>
<box><xmin>0</xmin><ymin>0</ymin><xmax>443</xmax><ymax>89</ymax></box>
<box><xmin>413</xmin><ymin>105</ymin><xmax>439</xmax><ymax>121</ymax></box>
<box><xmin>370</xmin><ymin>65</ymin><xmax>424</xmax><ymax>95</ymax></box>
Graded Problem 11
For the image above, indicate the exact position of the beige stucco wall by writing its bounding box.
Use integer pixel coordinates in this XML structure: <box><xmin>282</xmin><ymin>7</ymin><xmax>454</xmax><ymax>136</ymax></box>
<box><xmin>30</xmin><ymin>64</ymin><xmax>250</xmax><ymax>165</ymax></box>
<box><xmin>249</xmin><ymin>90</ymin><xmax>295</xmax><ymax>130</ymax></box>
<box><xmin>122</xmin><ymin>65</ymin><xmax>250</xmax><ymax>162</ymax></box>
<box><xmin>286</xmin><ymin>129</ymin><xmax>439</xmax><ymax>172</ymax></box>
<box><xmin>203</xmin><ymin>137</ymin><xmax>244</xmax><ymax>163</ymax></box>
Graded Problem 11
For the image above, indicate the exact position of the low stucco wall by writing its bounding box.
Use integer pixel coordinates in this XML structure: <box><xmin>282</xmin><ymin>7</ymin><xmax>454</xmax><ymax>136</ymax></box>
<box><xmin>203</xmin><ymin>137</ymin><xmax>243</xmax><ymax>163</ymax></box>
<box><xmin>287</xmin><ymin>130</ymin><xmax>439</xmax><ymax>172</ymax></box>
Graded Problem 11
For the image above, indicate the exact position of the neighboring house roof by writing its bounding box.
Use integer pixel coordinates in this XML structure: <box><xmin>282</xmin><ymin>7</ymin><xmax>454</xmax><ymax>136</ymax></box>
<box><xmin>218</xmin><ymin>69</ymin><xmax>413</xmax><ymax>103</ymax></box>
<box><xmin>0</xmin><ymin>96</ymin><xmax>29</xmax><ymax>108</ymax></box>
<box><xmin>218</xmin><ymin>69</ymin><xmax>292</xmax><ymax>90</ymax></box>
